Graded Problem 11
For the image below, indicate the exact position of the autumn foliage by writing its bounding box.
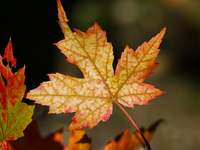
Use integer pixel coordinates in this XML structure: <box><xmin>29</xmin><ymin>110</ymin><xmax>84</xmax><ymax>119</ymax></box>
<box><xmin>26</xmin><ymin>0</ymin><xmax>165</xmax><ymax>131</ymax></box>
<box><xmin>8</xmin><ymin>121</ymin><xmax>63</xmax><ymax>150</ymax></box>
<box><xmin>0</xmin><ymin>0</ymin><xmax>166</xmax><ymax>149</ymax></box>
<box><xmin>0</xmin><ymin>39</ymin><xmax>35</xmax><ymax>149</ymax></box>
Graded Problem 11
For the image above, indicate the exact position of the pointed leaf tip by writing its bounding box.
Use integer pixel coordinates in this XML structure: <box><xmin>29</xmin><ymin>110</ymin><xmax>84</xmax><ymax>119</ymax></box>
<box><xmin>57</xmin><ymin>0</ymin><xmax>68</xmax><ymax>23</ymax></box>
<box><xmin>159</xmin><ymin>27</ymin><xmax>166</xmax><ymax>38</ymax></box>
<box><xmin>3</xmin><ymin>39</ymin><xmax>17</xmax><ymax>67</ymax></box>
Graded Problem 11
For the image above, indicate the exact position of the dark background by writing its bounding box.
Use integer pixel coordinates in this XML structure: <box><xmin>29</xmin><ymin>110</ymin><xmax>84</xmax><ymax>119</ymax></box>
<box><xmin>1</xmin><ymin>0</ymin><xmax>200</xmax><ymax>149</ymax></box>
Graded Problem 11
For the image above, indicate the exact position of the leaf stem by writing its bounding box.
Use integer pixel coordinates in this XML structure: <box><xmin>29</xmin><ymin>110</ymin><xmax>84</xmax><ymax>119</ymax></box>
<box><xmin>3</xmin><ymin>139</ymin><xmax>9</xmax><ymax>150</ymax></box>
<box><xmin>114</xmin><ymin>101</ymin><xmax>151</xmax><ymax>150</ymax></box>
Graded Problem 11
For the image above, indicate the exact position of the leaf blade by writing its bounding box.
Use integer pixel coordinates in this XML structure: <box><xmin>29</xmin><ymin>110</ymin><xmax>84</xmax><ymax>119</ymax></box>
<box><xmin>26</xmin><ymin>0</ymin><xmax>165</xmax><ymax>130</ymax></box>
<box><xmin>56</xmin><ymin>0</ymin><xmax>114</xmax><ymax>81</ymax></box>
<box><xmin>27</xmin><ymin>73</ymin><xmax>113</xmax><ymax>130</ymax></box>
<box><xmin>0</xmin><ymin>39</ymin><xmax>34</xmax><ymax>143</ymax></box>
<box><xmin>111</xmin><ymin>28</ymin><xmax>166</xmax><ymax>107</ymax></box>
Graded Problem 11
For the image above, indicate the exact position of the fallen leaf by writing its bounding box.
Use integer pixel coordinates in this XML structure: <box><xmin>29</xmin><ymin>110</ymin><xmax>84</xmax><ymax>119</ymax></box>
<box><xmin>64</xmin><ymin>129</ymin><xmax>91</xmax><ymax>150</ymax></box>
<box><xmin>103</xmin><ymin>127</ymin><xmax>130</xmax><ymax>150</ymax></box>
<box><xmin>103</xmin><ymin>119</ymin><xmax>164</xmax><ymax>150</ymax></box>
<box><xmin>26</xmin><ymin>0</ymin><xmax>165</xmax><ymax>130</ymax></box>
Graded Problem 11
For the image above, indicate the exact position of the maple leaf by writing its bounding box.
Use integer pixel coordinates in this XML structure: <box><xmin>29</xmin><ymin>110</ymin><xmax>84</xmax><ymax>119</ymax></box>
<box><xmin>64</xmin><ymin>129</ymin><xmax>91</xmax><ymax>150</ymax></box>
<box><xmin>103</xmin><ymin>129</ymin><xmax>148</xmax><ymax>150</ymax></box>
<box><xmin>26</xmin><ymin>0</ymin><xmax>166</xmax><ymax>131</ymax></box>
<box><xmin>103</xmin><ymin>119</ymin><xmax>164</xmax><ymax>150</ymax></box>
<box><xmin>8</xmin><ymin>120</ymin><xmax>63</xmax><ymax>150</ymax></box>
<box><xmin>0</xmin><ymin>39</ymin><xmax>35</xmax><ymax>148</ymax></box>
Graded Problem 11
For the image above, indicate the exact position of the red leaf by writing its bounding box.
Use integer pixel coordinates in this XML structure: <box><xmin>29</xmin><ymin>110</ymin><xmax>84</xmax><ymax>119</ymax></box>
<box><xmin>0</xmin><ymin>39</ymin><xmax>35</xmax><ymax>145</ymax></box>
<box><xmin>8</xmin><ymin>120</ymin><xmax>63</xmax><ymax>150</ymax></box>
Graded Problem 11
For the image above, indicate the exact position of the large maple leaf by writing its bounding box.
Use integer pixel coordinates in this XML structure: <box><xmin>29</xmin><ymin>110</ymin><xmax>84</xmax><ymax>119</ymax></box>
<box><xmin>26</xmin><ymin>0</ymin><xmax>166</xmax><ymax>131</ymax></box>
<box><xmin>0</xmin><ymin>39</ymin><xmax>35</xmax><ymax>148</ymax></box>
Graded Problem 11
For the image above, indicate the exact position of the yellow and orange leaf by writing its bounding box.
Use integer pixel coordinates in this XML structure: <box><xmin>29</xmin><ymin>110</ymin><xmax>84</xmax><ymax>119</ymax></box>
<box><xmin>103</xmin><ymin>119</ymin><xmax>163</xmax><ymax>150</ymax></box>
<box><xmin>0</xmin><ymin>39</ymin><xmax>35</xmax><ymax>146</ymax></box>
<box><xmin>26</xmin><ymin>0</ymin><xmax>165</xmax><ymax>130</ymax></box>
<box><xmin>103</xmin><ymin>128</ymin><xmax>152</xmax><ymax>150</ymax></box>
<box><xmin>103</xmin><ymin>127</ymin><xmax>130</xmax><ymax>150</ymax></box>
<box><xmin>64</xmin><ymin>130</ymin><xmax>91</xmax><ymax>150</ymax></box>
<box><xmin>63</xmin><ymin>120</ymin><xmax>162</xmax><ymax>150</ymax></box>
<box><xmin>0</xmin><ymin>143</ymin><xmax>5</xmax><ymax>150</ymax></box>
